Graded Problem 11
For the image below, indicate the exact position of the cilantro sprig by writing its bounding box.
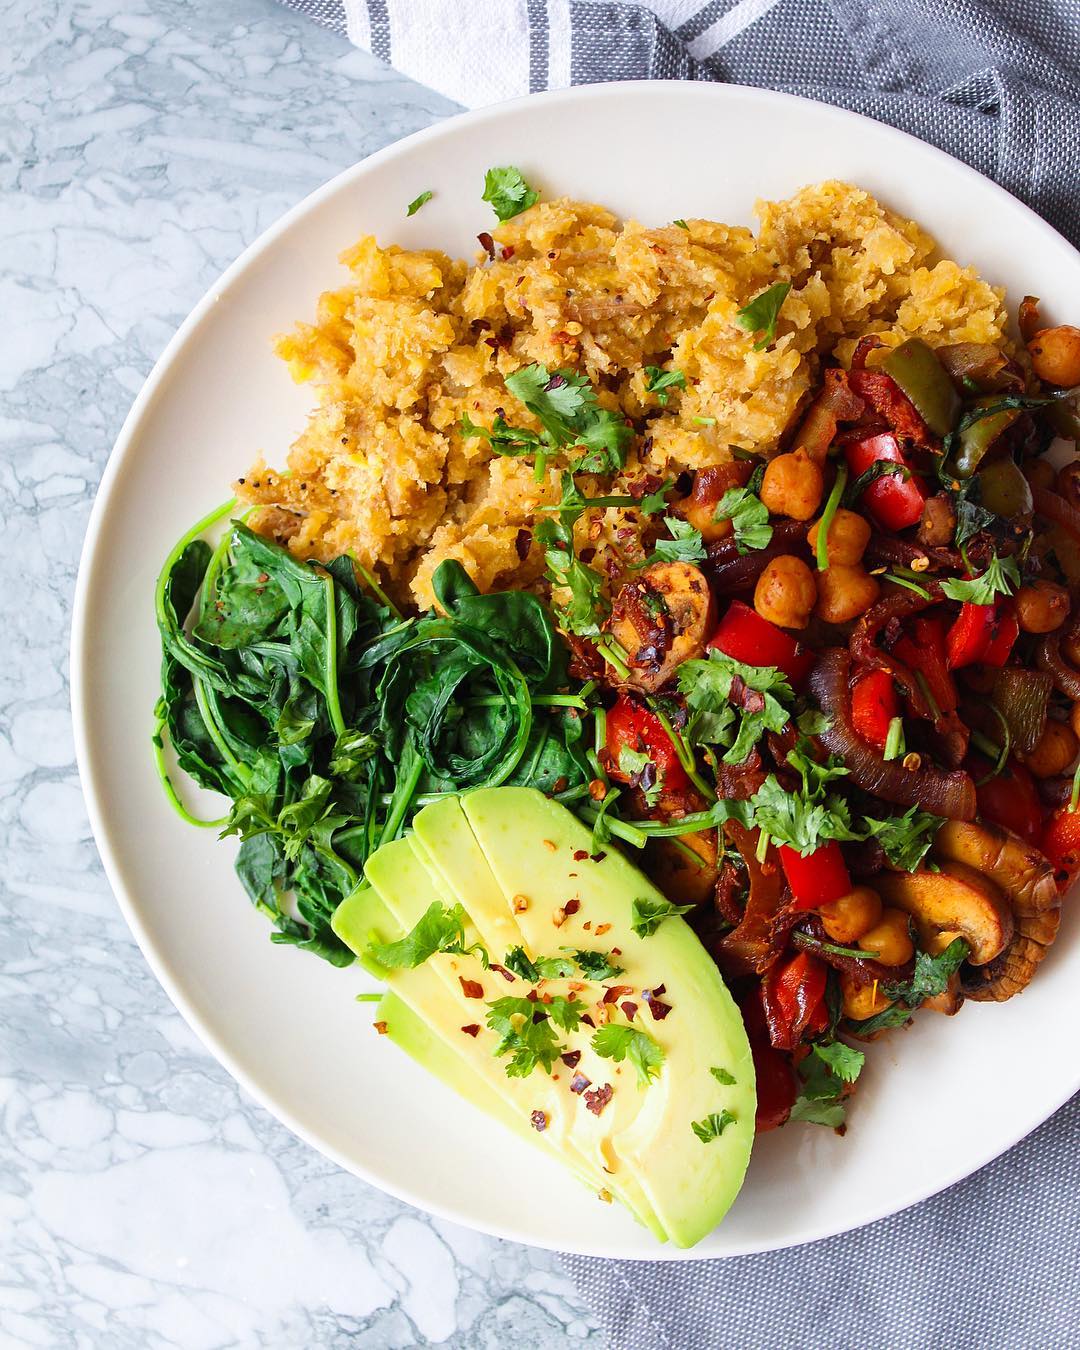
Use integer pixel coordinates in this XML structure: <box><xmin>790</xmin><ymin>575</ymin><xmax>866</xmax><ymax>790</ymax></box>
<box><xmin>591</xmin><ymin>1022</ymin><xmax>665</xmax><ymax>1086</ymax></box>
<box><xmin>631</xmin><ymin>894</ymin><xmax>695</xmax><ymax>938</ymax></box>
<box><xmin>486</xmin><ymin>994</ymin><xmax>582</xmax><ymax>1077</ymax></box>
<box><xmin>618</xmin><ymin>744</ymin><xmax>663</xmax><ymax>807</ymax></box>
<box><xmin>481</xmin><ymin>166</ymin><xmax>539</xmax><ymax>221</ymax></box>
<box><xmin>368</xmin><ymin>901</ymin><xmax>489</xmax><ymax>970</ymax></box>
<box><xmin>940</xmin><ymin>552</ymin><xmax>1020</xmax><ymax>605</ymax></box>
<box><xmin>644</xmin><ymin>366</ymin><xmax>687</xmax><ymax>406</ymax></box>
<box><xmin>405</xmin><ymin>190</ymin><xmax>433</xmax><ymax>216</ymax></box>
<box><xmin>862</xmin><ymin>805</ymin><xmax>945</xmax><ymax>872</ymax></box>
<box><xmin>649</xmin><ymin>516</ymin><xmax>707</xmax><ymax>565</ymax></box>
<box><xmin>750</xmin><ymin>741</ymin><xmax>863</xmax><ymax>855</ymax></box>
<box><xmin>677</xmin><ymin>649</ymin><xmax>793</xmax><ymax>765</ymax></box>
<box><xmin>691</xmin><ymin>1110</ymin><xmax>737</xmax><ymax>1143</ymax></box>
<box><xmin>714</xmin><ymin>486</ymin><xmax>773</xmax><ymax>554</ymax></box>
<box><xmin>789</xmin><ymin>1041</ymin><xmax>864</xmax><ymax>1128</ymax></box>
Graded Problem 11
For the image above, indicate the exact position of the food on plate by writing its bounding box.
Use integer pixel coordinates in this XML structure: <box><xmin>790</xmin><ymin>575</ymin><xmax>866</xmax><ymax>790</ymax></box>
<box><xmin>332</xmin><ymin>789</ymin><xmax>755</xmax><ymax>1247</ymax></box>
<box><xmin>154</xmin><ymin>171</ymin><xmax>1080</xmax><ymax>1244</ymax></box>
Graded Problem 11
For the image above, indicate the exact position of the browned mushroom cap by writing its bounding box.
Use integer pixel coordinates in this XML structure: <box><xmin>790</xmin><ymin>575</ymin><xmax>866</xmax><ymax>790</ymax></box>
<box><xmin>930</xmin><ymin>820</ymin><xmax>1063</xmax><ymax>1001</ymax></box>
<box><xmin>606</xmin><ymin>562</ymin><xmax>714</xmax><ymax>693</ymax></box>
<box><xmin>874</xmin><ymin>861</ymin><xmax>1014</xmax><ymax>966</ymax></box>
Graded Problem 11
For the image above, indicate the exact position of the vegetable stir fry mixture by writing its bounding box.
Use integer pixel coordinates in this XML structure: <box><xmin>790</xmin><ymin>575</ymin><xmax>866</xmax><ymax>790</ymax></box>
<box><xmin>156</xmin><ymin>175</ymin><xmax>1080</xmax><ymax>1137</ymax></box>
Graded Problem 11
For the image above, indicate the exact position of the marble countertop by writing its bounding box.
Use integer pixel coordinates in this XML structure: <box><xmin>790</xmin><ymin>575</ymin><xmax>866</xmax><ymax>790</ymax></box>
<box><xmin>1</xmin><ymin>1</ymin><xmax>600</xmax><ymax>1342</ymax></box>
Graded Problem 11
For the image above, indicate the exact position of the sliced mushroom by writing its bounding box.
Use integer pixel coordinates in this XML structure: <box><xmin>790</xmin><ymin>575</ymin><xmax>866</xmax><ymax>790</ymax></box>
<box><xmin>932</xmin><ymin>821</ymin><xmax>1058</xmax><ymax>917</ymax></box>
<box><xmin>874</xmin><ymin>861</ymin><xmax>1014</xmax><ymax>966</ymax></box>
<box><xmin>931</xmin><ymin>820</ymin><xmax>1063</xmax><ymax>1000</ymax></box>
<box><xmin>922</xmin><ymin>973</ymin><xmax>964</xmax><ymax>1016</ymax></box>
<box><xmin>606</xmin><ymin>562</ymin><xmax>714</xmax><ymax>693</ymax></box>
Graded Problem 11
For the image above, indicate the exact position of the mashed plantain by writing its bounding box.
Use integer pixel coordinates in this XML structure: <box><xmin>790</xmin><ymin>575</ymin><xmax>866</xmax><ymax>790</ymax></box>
<box><xmin>235</xmin><ymin>181</ymin><xmax>1007</xmax><ymax>608</ymax></box>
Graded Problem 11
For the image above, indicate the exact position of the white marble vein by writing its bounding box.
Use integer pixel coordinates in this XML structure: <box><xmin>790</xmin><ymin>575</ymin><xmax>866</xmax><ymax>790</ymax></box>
<box><xmin>0</xmin><ymin>0</ymin><xmax>602</xmax><ymax>1342</ymax></box>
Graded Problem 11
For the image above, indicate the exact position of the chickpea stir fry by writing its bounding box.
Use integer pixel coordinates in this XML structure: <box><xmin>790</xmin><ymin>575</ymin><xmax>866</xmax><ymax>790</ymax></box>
<box><xmin>527</xmin><ymin>300</ymin><xmax>1080</xmax><ymax>1132</ymax></box>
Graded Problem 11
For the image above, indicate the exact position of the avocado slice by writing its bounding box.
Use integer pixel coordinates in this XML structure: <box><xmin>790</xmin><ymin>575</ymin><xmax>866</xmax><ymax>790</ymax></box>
<box><xmin>461</xmin><ymin>787</ymin><xmax>756</xmax><ymax>1249</ymax></box>
<box><xmin>410</xmin><ymin>797</ymin><xmax>666</xmax><ymax>1238</ymax></box>
<box><xmin>340</xmin><ymin>839</ymin><xmax>666</xmax><ymax>1239</ymax></box>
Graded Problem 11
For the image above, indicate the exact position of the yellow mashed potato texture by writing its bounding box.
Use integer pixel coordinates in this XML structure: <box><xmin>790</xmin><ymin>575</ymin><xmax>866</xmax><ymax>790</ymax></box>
<box><xmin>235</xmin><ymin>181</ymin><xmax>1007</xmax><ymax>607</ymax></box>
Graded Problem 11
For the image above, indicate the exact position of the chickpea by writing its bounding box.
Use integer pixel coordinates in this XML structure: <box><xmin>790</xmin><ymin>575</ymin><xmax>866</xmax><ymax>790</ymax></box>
<box><xmin>858</xmin><ymin>907</ymin><xmax>916</xmax><ymax>967</ymax></box>
<box><xmin>754</xmin><ymin>555</ymin><xmax>817</xmax><ymax>629</ymax></box>
<box><xmin>1015</xmin><ymin>580</ymin><xmax>1070</xmax><ymax>634</ymax></box>
<box><xmin>820</xmin><ymin>886</ymin><xmax>882</xmax><ymax>944</ymax></box>
<box><xmin>1028</xmin><ymin>325</ymin><xmax>1080</xmax><ymax>387</ymax></box>
<box><xmin>760</xmin><ymin>448</ymin><xmax>824</xmax><ymax>521</ymax></box>
<box><xmin>814</xmin><ymin>565</ymin><xmax>880</xmax><ymax>624</ymax></box>
<box><xmin>1025</xmin><ymin>458</ymin><xmax>1056</xmax><ymax>492</ymax></box>
<box><xmin>808</xmin><ymin>508</ymin><xmax>871</xmax><ymax>566</ymax></box>
<box><xmin>1062</xmin><ymin>629</ymin><xmax>1080</xmax><ymax>668</ymax></box>
<box><xmin>841</xmin><ymin>972</ymin><xmax>892</xmax><ymax>1021</ymax></box>
<box><xmin>1022</xmin><ymin>719</ymin><xmax>1079</xmax><ymax>777</ymax></box>
<box><xmin>1069</xmin><ymin>700</ymin><xmax>1080</xmax><ymax>742</ymax></box>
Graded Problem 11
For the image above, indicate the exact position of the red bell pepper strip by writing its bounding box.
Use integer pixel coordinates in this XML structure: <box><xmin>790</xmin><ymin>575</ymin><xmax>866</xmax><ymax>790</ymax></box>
<box><xmin>945</xmin><ymin>602</ymin><xmax>1019</xmax><ymax>670</ymax></box>
<box><xmin>850</xmin><ymin>669</ymin><xmax>898</xmax><ymax>751</ymax></box>
<box><xmin>760</xmin><ymin>951</ymin><xmax>829</xmax><ymax>1050</ymax></box>
<box><xmin>844</xmin><ymin>432</ymin><xmax>927</xmax><ymax>531</ymax></box>
<box><xmin>778</xmin><ymin>841</ymin><xmax>852</xmax><ymax>909</ymax></box>
<box><xmin>605</xmin><ymin>694</ymin><xmax>690</xmax><ymax>791</ymax></box>
<box><xmin>892</xmin><ymin>615</ymin><xmax>957</xmax><ymax>713</ymax></box>
<box><xmin>708</xmin><ymin>600</ymin><xmax>814</xmax><ymax>687</ymax></box>
<box><xmin>740</xmin><ymin>993</ymin><xmax>798</xmax><ymax>1132</ymax></box>
<box><xmin>970</xmin><ymin>754</ymin><xmax>1043</xmax><ymax>844</ymax></box>
<box><xmin>1041</xmin><ymin>805</ymin><xmax>1080</xmax><ymax>885</ymax></box>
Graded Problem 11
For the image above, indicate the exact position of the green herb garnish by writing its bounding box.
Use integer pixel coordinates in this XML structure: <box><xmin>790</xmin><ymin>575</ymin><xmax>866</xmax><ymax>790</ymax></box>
<box><xmin>735</xmin><ymin>281</ymin><xmax>791</xmax><ymax>350</ymax></box>
<box><xmin>940</xmin><ymin>553</ymin><xmax>1020</xmax><ymax>605</ymax></box>
<box><xmin>592</xmin><ymin>1023</ymin><xmax>665</xmax><ymax>1086</ymax></box>
<box><xmin>862</xmin><ymin>805</ymin><xmax>944</xmax><ymax>872</ymax></box>
<box><xmin>644</xmin><ymin>366</ymin><xmax>687</xmax><ymax>406</ymax></box>
<box><xmin>481</xmin><ymin>166</ymin><xmax>539</xmax><ymax>221</ymax></box>
<box><xmin>405</xmin><ymin>190</ymin><xmax>433</xmax><ymax>216</ymax></box>
<box><xmin>631</xmin><ymin>894</ymin><xmax>696</xmax><ymax>938</ymax></box>
<box><xmin>691</xmin><ymin>1110</ymin><xmax>736</xmax><ymax>1142</ymax></box>
<box><xmin>715</xmin><ymin>486</ymin><xmax>773</xmax><ymax>554</ymax></box>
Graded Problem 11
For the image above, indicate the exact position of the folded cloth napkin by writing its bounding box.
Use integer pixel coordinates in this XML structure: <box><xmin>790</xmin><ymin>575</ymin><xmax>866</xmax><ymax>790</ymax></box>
<box><xmin>276</xmin><ymin>1</ymin><xmax>1080</xmax><ymax>1343</ymax></box>
<box><xmin>280</xmin><ymin>0</ymin><xmax>1080</xmax><ymax>245</ymax></box>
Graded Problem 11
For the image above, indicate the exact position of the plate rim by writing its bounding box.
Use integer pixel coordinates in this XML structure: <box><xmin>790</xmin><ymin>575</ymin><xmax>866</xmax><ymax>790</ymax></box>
<box><xmin>70</xmin><ymin>78</ymin><xmax>1080</xmax><ymax>1261</ymax></box>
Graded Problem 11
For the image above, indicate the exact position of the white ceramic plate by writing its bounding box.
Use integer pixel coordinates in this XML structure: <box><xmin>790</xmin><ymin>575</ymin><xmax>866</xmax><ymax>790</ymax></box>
<box><xmin>72</xmin><ymin>81</ymin><xmax>1080</xmax><ymax>1259</ymax></box>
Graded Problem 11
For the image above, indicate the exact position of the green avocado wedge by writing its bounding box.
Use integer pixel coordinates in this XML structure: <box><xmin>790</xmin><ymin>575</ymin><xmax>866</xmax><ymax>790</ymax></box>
<box><xmin>460</xmin><ymin>788</ymin><xmax>756</xmax><ymax>1249</ymax></box>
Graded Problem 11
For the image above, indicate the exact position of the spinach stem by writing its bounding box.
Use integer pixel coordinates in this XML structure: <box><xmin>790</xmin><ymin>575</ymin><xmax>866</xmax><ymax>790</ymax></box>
<box><xmin>596</xmin><ymin>637</ymin><xmax>630</xmax><ymax>680</ymax></box>
<box><xmin>467</xmin><ymin>693</ymin><xmax>586</xmax><ymax>709</ymax></box>
<box><xmin>193</xmin><ymin>677</ymin><xmax>249</xmax><ymax>784</ymax></box>
<box><xmin>815</xmin><ymin>463</ymin><xmax>848</xmax><ymax>571</ymax></box>
<box><xmin>151</xmin><ymin>716</ymin><xmax>229</xmax><ymax>829</ymax></box>
<box><xmin>154</xmin><ymin>498</ymin><xmax>237</xmax><ymax>629</ymax></box>
<box><xmin>321</xmin><ymin>572</ymin><xmax>347</xmax><ymax>738</ymax></box>
<box><xmin>577</xmin><ymin>804</ymin><xmax>648</xmax><ymax>848</ymax></box>
<box><xmin>381</xmin><ymin>749</ymin><xmax>424</xmax><ymax>843</ymax></box>
<box><xmin>348</xmin><ymin>554</ymin><xmax>403</xmax><ymax>620</ymax></box>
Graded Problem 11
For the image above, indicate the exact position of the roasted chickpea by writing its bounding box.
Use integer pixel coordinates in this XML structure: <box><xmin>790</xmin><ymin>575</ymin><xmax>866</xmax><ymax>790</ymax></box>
<box><xmin>1023</xmin><ymin>719</ymin><xmax>1079</xmax><ymax>778</ymax></box>
<box><xmin>820</xmin><ymin>886</ymin><xmax>882</xmax><ymax>944</ymax></box>
<box><xmin>858</xmin><ymin>907</ymin><xmax>916</xmax><ymax>966</ymax></box>
<box><xmin>841</xmin><ymin>972</ymin><xmax>892</xmax><ymax>1021</ymax></box>
<box><xmin>814</xmin><ymin>565</ymin><xmax>880</xmax><ymax>624</ymax></box>
<box><xmin>1069</xmin><ymin>699</ymin><xmax>1080</xmax><ymax>742</ymax></box>
<box><xmin>1028</xmin><ymin>325</ymin><xmax>1080</xmax><ymax>388</ymax></box>
<box><xmin>1015</xmin><ymin>580</ymin><xmax>1070</xmax><ymax>634</ymax></box>
<box><xmin>1062</xmin><ymin>629</ymin><xmax>1080</xmax><ymax>667</ymax></box>
<box><xmin>808</xmin><ymin>508</ymin><xmax>871</xmax><ymax>566</ymax></box>
<box><xmin>760</xmin><ymin>448</ymin><xmax>824</xmax><ymax>521</ymax></box>
<box><xmin>754</xmin><ymin>555</ymin><xmax>817</xmax><ymax>629</ymax></box>
<box><xmin>1025</xmin><ymin>457</ymin><xmax>1056</xmax><ymax>492</ymax></box>
<box><xmin>916</xmin><ymin>494</ymin><xmax>957</xmax><ymax>549</ymax></box>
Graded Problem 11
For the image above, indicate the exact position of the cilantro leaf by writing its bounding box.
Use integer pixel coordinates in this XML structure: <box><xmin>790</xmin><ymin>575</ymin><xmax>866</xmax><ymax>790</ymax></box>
<box><xmin>789</xmin><ymin>1039</ymin><xmax>865</xmax><ymax>1129</ymax></box>
<box><xmin>502</xmin><ymin>363</ymin><xmax>633</xmax><ymax>473</ymax></box>
<box><xmin>710</xmin><ymin>1066</ymin><xmax>736</xmax><ymax>1085</ymax></box>
<box><xmin>714</xmin><ymin>486</ymin><xmax>773</xmax><ymax>554</ymax></box>
<box><xmin>884</xmin><ymin>937</ymin><xmax>969</xmax><ymax>1005</ymax></box>
<box><xmin>461</xmin><ymin>410</ymin><xmax>544</xmax><ymax>458</ymax></box>
<box><xmin>485</xmin><ymin>994</ymin><xmax>582</xmax><ymax>1077</ymax></box>
<box><xmin>368</xmin><ymin>901</ymin><xmax>487</xmax><ymax>970</ymax></box>
<box><xmin>651</xmin><ymin>516</ymin><xmax>706</xmax><ymax>565</ymax></box>
<box><xmin>617</xmin><ymin>744</ymin><xmax>662</xmax><ymax>808</ymax></box>
<box><xmin>862</xmin><ymin>806</ymin><xmax>945</xmax><ymax>872</ymax></box>
<box><xmin>677</xmin><ymin>649</ymin><xmax>793</xmax><ymax>765</ymax></box>
<box><xmin>940</xmin><ymin>553</ymin><xmax>1020</xmax><ymax>605</ymax></box>
<box><xmin>631</xmin><ymin>894</ymin><xmax>695</xmax><ymax>938</ymax></box>
<box><xmin>735</xmin><ymin>281</ymin><xmax>791</xmax><ymax>351</ymax></box>
<box><xmin>591</xmin><ymin>1023</ymin><xmax>665</xmax><ymax>1086</ymax></box>
<box><xmin>405</xmin><ymin>190</ymin><xmax>433</xmax><ymax>216</ymax></box>
<box><xmin>505</xmin><ymin>946</ymin><xmax>577</xmax><ymax>982</ymax></box>
<box><xmin>566</xmin><ymin>948</ymin><xmax>625</xmax><ymax>981</ymax></box>
<box><xmin>481</xmin><ymin>166</ymin><xmax>539</xmax><ymax>221</ymax></box>
<box><xmin>644</xmin><ymin>366</ymin><xmax>687</xmax><ymax>406</ymax></box>
<box><xmin>535</xmin><ymin>515</ymin><xmax>607</xmax><ymax>636</ymax></box>
<box><xmin>796</xmin><ymin>708</ymin><xmax>832</xmax><ymax>736</ymax></box>
<box><xmin>686</xmin><ymin>703</ymin><xmax>737</xmax><ymax>747</ymax></box>
<box><xmin>673</xmin><ymin>219</ymin><xmax>689</xmax><ymax>230</ymax></box>
<box><xmin>750</xmin><ymin>769</ymin><xmax>865</xmax><ymax>855</ymax></box>
<box><xmin>691</xmin><ymin>1110</ymin><xmax>736</xmax><ymax>1142</ymax></box>
<box><xmin>954</xmin><ymin>481</ymin><xmax>997</xmax><ymax>549</ymax></box>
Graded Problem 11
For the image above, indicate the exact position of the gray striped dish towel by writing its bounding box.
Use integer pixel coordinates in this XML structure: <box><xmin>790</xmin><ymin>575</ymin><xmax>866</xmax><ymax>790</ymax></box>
<box><xmin>275</xmin><ymin>1</ymin><xmax>1080</xmax><ymax>1344</ymax></box>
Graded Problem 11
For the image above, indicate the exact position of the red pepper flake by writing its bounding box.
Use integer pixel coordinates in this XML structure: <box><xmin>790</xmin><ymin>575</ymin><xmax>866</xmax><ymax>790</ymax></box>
<box><xmin>564</xmin><ymin>899</ymin><xmax>581</xmax><ymax>916</ymax></box>
<box><xmin>594</xmin><ymin>922</ymin><xmax>611</xmax><ymax>937</ymax></box>
<box><xmin>590</xmin><ymin>852</ymin><xmax>607</xmax><ymax>863</ymax></box>
<box><xmin>459</xmin><ymin>977</ymin><xmax>484</xmax><ymax>1000</ymax></box>
<box><xmin>531</xmin><ymin>1010</ymin><xmax>549</xmax><ymax>1025</ymax></box>
<box><xmin>573</xmin><ymin>849</ymin><xmax>589</xmax><ymax>861</ymax></box>
<box><xmin>570</xmin><ymin>1072</ymin><xmax>592</xmax><ymax>1095</ymax></box>
<box><xmin>489</xmin><ymin>963</ymin><xmax>515</xmax><ymax>982</ymax></box>
<box><xmin>584</xmin><ymin>1083</ymin><xmax>613</xmax><ymax>1115</ymax></box>
<box><xmin>560</xmin><ymin>1050</ymin><xmax>582</xmax><ymax>1069</ymax></box>
<box><xmin>526</xmin><ymin>988</ymin><xmax>539</xmax><ymax>1002</ymax></box>
<box><xmin>552</xmin><ymin>776</ymin><xmax>569</xmax><ymax>793</ymax></box>
<box><xmin>588</xmin><ymin>779</ymin><xmax>607</xmax><ymax>802</ymax></box>
<box><xmin>582</xmin><ymin>921</ymin><xmax>592</xmax><ymax>931</ymax></box>
<box><xmin>611</xmin><ymin>947</ymin><xmax>622</xmax><ymax>956</ymax></box>
<box><xmin>373</xmin><ymin>1021</ymin><xmax>388</xmax><ymax>1035</ymax></box>
<box><xmin>621</xmin><ymin>1001</ymin><xmax>638</xmax><ymax>1020</ymax></box>
<box><xmin>543</xmin><ymin>839</ymin><xmax>557</xmax><ymax>852</ymax></box>
<box><xmin>515</xmin><ymin>527</ymin><xmax>532</xmax><ymax>560</ymax></box>
<box><xmin>460</xmin><ymin>1023</ymin><xmax>480</xmax><ymax>1037</ymax></box>
<box><xmin>501</xmin><ymin>245</ymin><xmax>516</xmax><ymax>260</ymax></box>
<box><xmin>603</xmin><ymin>985</ymin><xmax>634</xmax><ymax>1004</ymax></box>
<box><xmin>477</xmin><ymin>231</ymin><xmax>495</xmax><ymax>260</ymax></box>
<box><xmin>530</xmin><ymin>1110</ymin><xmax>548</xmax><ymax>1132</ymax></box>
<box><xmin>643</xmin><ymin>987</ymin><xmax>673</xmax><ymax>1020</ymax></box>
